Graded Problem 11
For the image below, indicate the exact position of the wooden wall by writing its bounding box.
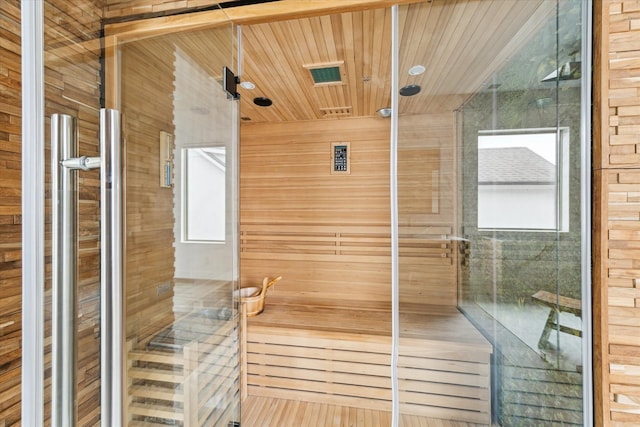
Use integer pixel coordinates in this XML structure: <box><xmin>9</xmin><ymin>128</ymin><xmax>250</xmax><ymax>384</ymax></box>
<box><xmin>0</xmin><ymin>1</ymin><xmax>22</xmax><ymax>425</ymax></box>
<box><xmin>120</xmin><ymin>38</ymin><xmax>177</xmax><ymax>343</ymax></box>
<box><xmin>240</xmin><ymin>114</ymin><xmax>457</xmax><ymax>307</ymax></box>
<box><xmin>594</xmin><ymin>1</ymin><xmax>640</xmax><ymax>425</ymax></box>
<box><xmin>2</xmin><ymin>0</ymin><xmax>106</xmax><ymax>425</ymax></box>
<box><xmin>398</xmin><ymin>113</ymin><xmax>457</xmax><ymax>306</ymax></box>
<box><xmin>3</xmin><ymin>1</ymin><xmax>640</xmax><ymax>426</ymax></box>
<box><xmin>240</xmin><ymin>117</ymin><xmax>392</xmax><ymax>305</ymax></box>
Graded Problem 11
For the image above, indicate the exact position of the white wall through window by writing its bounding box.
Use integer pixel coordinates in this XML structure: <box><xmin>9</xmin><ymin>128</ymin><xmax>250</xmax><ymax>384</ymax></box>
<box><xmin>183</xmin><ymin>147</ymin><xmax>226</xmax><ymax>242</ymax></box>
<box><xmin>172</xmin><ymin>47</ymin><xmax>235</xmax><ymax>280</ymax></box>
<box><xmin>477</xmin><ymin>129</ymin><xmax>570</xmax><ymax>231</ymax></box>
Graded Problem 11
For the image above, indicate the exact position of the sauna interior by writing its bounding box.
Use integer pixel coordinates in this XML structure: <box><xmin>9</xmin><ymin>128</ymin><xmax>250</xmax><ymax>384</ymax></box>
<box><xmin>35</xmin><ymin>0</ymin><xmax>588</xmax><ymax>426</ymax></box>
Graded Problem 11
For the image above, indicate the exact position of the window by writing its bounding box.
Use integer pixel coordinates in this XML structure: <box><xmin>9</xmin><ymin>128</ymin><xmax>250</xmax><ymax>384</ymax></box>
<box><xmin>477</xmin><ymin>129</ymin><xmax>569</xmax><ymax>231</ymax></box>
<box><xmin>182</xmin><ymin>147</ymin><xmax>225</xmax><ymax>242</ymax></box>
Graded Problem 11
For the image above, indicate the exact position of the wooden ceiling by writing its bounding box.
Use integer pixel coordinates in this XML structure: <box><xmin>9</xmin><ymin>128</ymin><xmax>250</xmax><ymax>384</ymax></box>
<box><xmin>107</xmin><ymin>0</ymin><xmax>553</xmax><ymax>124</ymax></box>
<box><xmin>237</xmin><ymin>0</ymin><xmax>551</xmax><ymax>123</ymax></box>
<box><xmin>239</xmin><ymin>8</ymin><xmax>392</xmax><ymax>123</ymax></box>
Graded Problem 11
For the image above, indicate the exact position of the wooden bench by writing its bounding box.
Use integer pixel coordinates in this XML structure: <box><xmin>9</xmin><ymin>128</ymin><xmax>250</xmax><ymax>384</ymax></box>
<box><xmin>127</xmin><ymin>315</ymin><xmax>238</xmax><ymax>426</ymax></box>
<box><xmin>240</xmin><ymin>223</ymin><xmax>491</xmax><ymax>423</ymax></box>
<box><xmin>532</xmin><ymin>290</ymin><xmax>582</xmax><ymax>349</ymax></box>
<box><xmin>126</xmin><ymin>280</ymin><xmax>240</xmax><ymax>426</ymax></box>
<box><xmin>245</xmin><ymin>296</ymin><xmax>493</xmax><ymax>425</ymax></box>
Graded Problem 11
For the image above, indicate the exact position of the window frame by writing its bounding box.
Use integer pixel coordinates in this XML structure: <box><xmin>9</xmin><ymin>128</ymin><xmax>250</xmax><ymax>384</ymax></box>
<box><xmin>180</xmin><ymin>146</ymin><xmax>227</xmax><ymax>244</ymax></box>
<box><xmin>476</xmin><ymin>127</ymin><xmax>570</xmax><ymax>233</ymax></box>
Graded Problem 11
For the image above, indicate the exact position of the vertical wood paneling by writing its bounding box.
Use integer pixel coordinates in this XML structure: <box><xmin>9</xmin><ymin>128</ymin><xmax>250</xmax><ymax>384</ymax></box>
<box><xmin>596</xmin><ymin>1</ymin><xmax>640</xmax><ymax>425</ymax></box>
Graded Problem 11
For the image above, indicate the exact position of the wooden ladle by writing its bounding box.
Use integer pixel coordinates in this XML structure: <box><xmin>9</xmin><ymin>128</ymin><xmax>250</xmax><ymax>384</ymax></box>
<box><xmin>259</xmin><ymin>276</ymin><xmax>282</xmax><ymax>297</ymax></box>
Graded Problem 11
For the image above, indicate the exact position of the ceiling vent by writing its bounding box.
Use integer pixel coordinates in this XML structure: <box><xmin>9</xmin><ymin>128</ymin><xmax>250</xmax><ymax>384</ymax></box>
<box><xmin>304</xmin><ymin>62</ymin><xmax>345</xmax><ymax>86</ymax></box>
<box><xmin>320</xmin><ymin>106</ymin><xmax>352</xmax><ymax>118</ymax></box>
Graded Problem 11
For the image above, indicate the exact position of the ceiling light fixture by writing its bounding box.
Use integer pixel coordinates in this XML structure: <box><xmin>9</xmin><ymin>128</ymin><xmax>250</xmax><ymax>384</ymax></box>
<box><xmin>399</xmin><ymin>84</ymin><xmax>421</xmax><ymax>96</ymax></box>
<box><xmin>408</xmin><ymin>65</ymin><xmax>426</xmax><ymax>76</ymax></box>
<box><xmin>240</xmin><ymin>81</ymin><xmax>256</xmax><ymax>90</ymax></box>
<box><xmin>253</xmin><ymin>97</ymin><xmax>273</xmax><ymax>107</ymax></box>
<box><xmin>377</xmin><ymin>107</ymin><xmax>392</xmax><ymax>118</ymax></box>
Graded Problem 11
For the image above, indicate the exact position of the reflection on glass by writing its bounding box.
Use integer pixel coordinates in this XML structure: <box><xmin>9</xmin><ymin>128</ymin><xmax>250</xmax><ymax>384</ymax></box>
<box><xmin>184</xmin><ymin>147</ymin><xmax>226</xmax><ymax>242</ymax></box>
<box><xmin>477</xmin><ymin>130</ymin><xmax>569</xmax><ymax>231</ymax></box>
<box><xmin>121</xmin><ymin>24</ymin><xmax>239</xmax><ymax>426</ymax></box>
<box><xmin>397</xmin><ymin>0</ymin><xmax>586</xmax><ymax>426</ymax></box>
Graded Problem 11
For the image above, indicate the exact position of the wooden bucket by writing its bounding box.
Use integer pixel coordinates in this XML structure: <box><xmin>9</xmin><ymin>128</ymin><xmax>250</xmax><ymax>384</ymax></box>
<box><xmin>239</xmin><ymin>276</ymin><xmax>281</xmax><ymax>317</ymax></box>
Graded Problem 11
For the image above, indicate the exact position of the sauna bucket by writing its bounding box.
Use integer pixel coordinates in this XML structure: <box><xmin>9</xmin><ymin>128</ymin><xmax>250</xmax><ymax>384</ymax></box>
<box><xmin>237</xmin><ymin>276</ymin><xmax>282</xmax><ymax>316</ymax></box>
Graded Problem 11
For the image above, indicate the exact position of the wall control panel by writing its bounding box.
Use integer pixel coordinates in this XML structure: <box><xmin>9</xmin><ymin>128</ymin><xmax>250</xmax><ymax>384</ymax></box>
<box><xmin>331</xmin><ymin>142</ymin><xmax>350</xmax><ymax>174</ymax></box>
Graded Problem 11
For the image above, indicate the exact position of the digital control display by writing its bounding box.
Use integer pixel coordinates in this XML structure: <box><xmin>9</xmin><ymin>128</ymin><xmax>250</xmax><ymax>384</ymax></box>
<box><xmin>334</xmin><ymin>145</ymin><xmax>348</xmax><ymax>172</ymax></box>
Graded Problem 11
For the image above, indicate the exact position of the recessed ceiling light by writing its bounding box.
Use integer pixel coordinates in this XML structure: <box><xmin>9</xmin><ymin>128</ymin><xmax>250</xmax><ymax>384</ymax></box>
<box><xmin>408</xmin><ymin>65</ymin><xmax>426</xmax><ymax>76</ymax></box>
<box><xmin>253</xmin><ymin>97</ymin><xmax>273</xmax><ymax>107</ymax></box>
<box><xmin>399</xmin><ymin>84</ymin><xmax>421</xmax><ymax>96</ymax></box>
<box><xmin>240</xmin><ymin>81</ymin><xmax>256</xmax><ymax>90</ymax></box>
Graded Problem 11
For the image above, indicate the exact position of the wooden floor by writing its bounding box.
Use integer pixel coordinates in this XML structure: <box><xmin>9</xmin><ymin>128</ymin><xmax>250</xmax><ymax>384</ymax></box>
<box><xmin>241</xmin><ymin>396</ymin><xmax>488</xmax><ymax>427</ymax></box>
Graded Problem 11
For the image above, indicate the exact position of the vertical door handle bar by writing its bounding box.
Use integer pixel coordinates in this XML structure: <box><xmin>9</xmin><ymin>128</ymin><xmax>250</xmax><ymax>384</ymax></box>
<box><xmin>51</xmin><ymin>113</ymin><xmax>79</xmax><ymax>427</ymax></box>
<box><xmin>51</xmin><ymin>109</ymin><xmax>122</xmax><ymax>427</ymax></box>
<box><xmin>100</xmin><ymin>108</ymin><xmax>123</xmax><ymax>427</ymax></box>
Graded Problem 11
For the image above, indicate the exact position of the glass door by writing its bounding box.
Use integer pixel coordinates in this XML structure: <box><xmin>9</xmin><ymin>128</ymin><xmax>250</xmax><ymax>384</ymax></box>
<box><xmin>22</xmin><ymin>2</ymin><xmax>240</xmax><ymax>425</ymax></box>
<box><xmin>394</xmin><ymin>1</ymin><xmax>590</xmax><ymax>426</ymax></box>
<box><xmin>116</xmin><ymin>23</ymin><xmax>241</xmax><ymax>427</ymax></box>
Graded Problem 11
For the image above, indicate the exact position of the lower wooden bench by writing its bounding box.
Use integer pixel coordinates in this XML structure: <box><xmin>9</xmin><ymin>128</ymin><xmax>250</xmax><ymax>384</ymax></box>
<box><xmin>126</xmin><ymin>313</ymin><xmax>240</xmax><ymax>426</ymax></box>
<box><xmin>245</xmin><ymin>298</ymin><xmax>493</xmax><ymax>425</ymax></box>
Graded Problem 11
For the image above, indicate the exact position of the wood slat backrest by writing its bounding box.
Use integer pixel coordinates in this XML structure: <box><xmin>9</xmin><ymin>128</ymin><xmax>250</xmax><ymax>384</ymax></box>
<box><xmin>241</xmin><ymin>222</ymin><xmax>454</xmax><ymax>306</ymax></box>
<box><xmin>241</xmin><ymin>224</ymin><xmax>391</xmax><ymax>264</ymax></box>
<box><xmin>242</xmin><ymin>223</ymin><xmax>453</xmax><ymax>264</ymax></box>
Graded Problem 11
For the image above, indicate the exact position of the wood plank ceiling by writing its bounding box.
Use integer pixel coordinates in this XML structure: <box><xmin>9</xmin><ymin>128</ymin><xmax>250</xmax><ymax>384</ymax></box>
<box><xmin>237</xmin><ymin>0</ymin><xmax>549</xmax><ymax>123</ymax></box>
<box><xmin>239</xmin><ymin>8</ymin><xmax>392</xmax><ymax>123</ymax></box>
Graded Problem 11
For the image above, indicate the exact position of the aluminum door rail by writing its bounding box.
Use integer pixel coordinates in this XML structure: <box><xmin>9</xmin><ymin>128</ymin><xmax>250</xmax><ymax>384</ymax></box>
<box><xmin>50</xmin><ymin>109</ymin><xmax>122</xmax><ymax>427</ymax></box>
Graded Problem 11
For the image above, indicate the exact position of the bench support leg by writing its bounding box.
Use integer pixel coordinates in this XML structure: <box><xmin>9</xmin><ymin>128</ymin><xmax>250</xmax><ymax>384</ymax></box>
<box><xmin>538</xmin><ymin>309</ymin><xmax>558</xmax><ymax>349</ymax></box>
<box><xmin>538</xmin><ymin>308</ymin><xmax>583</xmax><ymax>349</ymax></box>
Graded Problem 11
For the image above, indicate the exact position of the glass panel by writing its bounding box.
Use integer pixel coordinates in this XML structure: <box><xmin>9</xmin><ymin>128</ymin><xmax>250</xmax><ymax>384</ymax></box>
<box><xmin>43</xmin><ymin>1</ymin><xmax>104</xmax><ymax>424</ymax></box>
<box><xmin>41</xmin><ymin>2</ymin><xmax>240</xmax><ymax>425</ymax></box>
<box><xmin>183</xmin><ymin>147</ymin><xmax>226</xmax><ymax>242</ymax></box>
<box><xmin>397</xmin><ymin>1</ymin><xmax>587</xmax><ymax>426</ymax></box>
<box><xmin>120</xmin><ymin>23</ymin><xmax>241</xmax><ymax>426</ymax></box>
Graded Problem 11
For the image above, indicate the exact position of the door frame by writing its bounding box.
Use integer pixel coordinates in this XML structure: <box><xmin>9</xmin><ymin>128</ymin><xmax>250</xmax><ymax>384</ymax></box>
<box><xmin>23</xmin><ymin>1</ymin><xmax>596</xmax><ymax>426</ymax></box>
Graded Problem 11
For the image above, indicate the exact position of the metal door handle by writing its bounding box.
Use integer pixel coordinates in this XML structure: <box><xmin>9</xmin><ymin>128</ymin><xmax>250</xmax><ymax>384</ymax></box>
<box><xmin>50</xmin><ymin>108</ymin><xmax>122</xmax><ymax>427</ymax></box>
<box><xmin>100</xmin><ymin>108</ymin><xmax>123</xmax><ymax>427</ymax></box>
<box><xmin>51</xmin><ymin>113</ymin><xmax>80</xmax><ymax>427</ymax></box>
